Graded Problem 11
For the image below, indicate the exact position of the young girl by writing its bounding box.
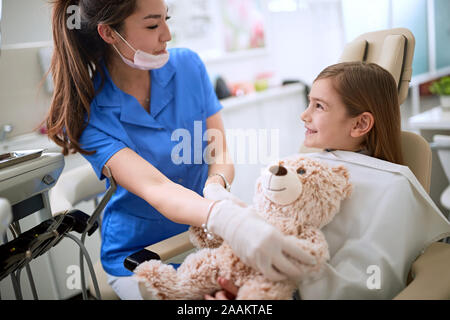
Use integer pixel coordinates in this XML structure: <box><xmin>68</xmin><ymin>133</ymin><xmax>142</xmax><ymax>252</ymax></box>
<box><xmin>206</xmin><ymin>62</ymin><xmax>450</xmax><ymax>300</ymax></box>
<box><xmin>46</xmin><ymin>0</ymin><xmax>315</xmax><ymax>299</ymax></box>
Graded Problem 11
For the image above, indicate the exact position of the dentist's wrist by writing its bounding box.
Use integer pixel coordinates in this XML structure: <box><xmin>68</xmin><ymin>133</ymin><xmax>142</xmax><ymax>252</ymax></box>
<box><xmin>205</xmin><ymin>175</ymin><xmax>226</xmax><ymax>189</ymax></box>
<box><xmin>207</xmin><ymin>173</ymin><xmax>231</xmax><ymax>192</ymax></box>
<box><xmin>202</xmin><ymin>200</ymin><xmax>221</xmax><ymax>240</ymax></box>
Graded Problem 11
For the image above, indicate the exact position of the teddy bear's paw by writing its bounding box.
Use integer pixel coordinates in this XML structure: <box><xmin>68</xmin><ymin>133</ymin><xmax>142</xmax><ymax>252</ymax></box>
<box><xmin>133</xmin><ymin>260</ymin><xmax>180</xmax><ymax>300</ymax></box>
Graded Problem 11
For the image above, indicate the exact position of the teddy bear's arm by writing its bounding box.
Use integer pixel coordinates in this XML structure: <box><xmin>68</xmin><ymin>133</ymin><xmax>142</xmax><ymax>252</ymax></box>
<box><xmin>188</xmin><ymin>226</ymin><xmax>224</xmax><ymax>249</ymax></box>
<box><xmin>292</xmin><ymin>226</ymin><xmax>330</xmax><ymax>266</ymax></box>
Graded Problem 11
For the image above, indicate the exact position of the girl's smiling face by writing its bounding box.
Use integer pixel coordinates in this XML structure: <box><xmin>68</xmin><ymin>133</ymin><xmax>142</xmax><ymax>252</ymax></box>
<box><xmin>301</xmin><ymin>78</ymin><xmax>366</xmax><ymax>151</ymax></box>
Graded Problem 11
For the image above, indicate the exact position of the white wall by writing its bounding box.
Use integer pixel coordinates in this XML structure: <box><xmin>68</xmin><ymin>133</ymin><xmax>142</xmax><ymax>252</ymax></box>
<box><xmin>1</xmin><ymin>0</ymin><xmax>52</xmax><ymax>45</ymax></box>
<box><xmin>265</xmin><ymin>2</ymin><xmax>345</xmax><ymax>84</ymax></box>
<box><xmin>0</xmin><ymin>45</ymin><xmax>52</xmax><ymax>137</ymax></box>
<box><xmin>204</xmin><ymin>1</ymin><xmax>345</xmax><ymax>86</ymax></box>
<box><xmin>0</xmin><ymin>0</ymin><xmax>53</xmax><ymax>137</ymax></box>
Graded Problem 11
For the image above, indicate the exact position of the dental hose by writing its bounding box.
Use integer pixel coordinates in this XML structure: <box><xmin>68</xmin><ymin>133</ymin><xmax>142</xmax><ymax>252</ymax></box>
<box><xmin>78</xmin><ymin>166</ymin><xmax>117</xmax><ymax>300</ymax></box>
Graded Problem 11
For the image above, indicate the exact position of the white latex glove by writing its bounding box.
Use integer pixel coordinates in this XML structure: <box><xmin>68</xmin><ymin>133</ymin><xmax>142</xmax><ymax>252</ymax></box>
<box><xmin>203</xmin><ymin>183</ymin><xmax>247</xmax><ymax>207</ymax></box>
<box><xmin>207</xmin><ymin>200</ymin><xmax>317</xmax><ymax>281</ymax></box>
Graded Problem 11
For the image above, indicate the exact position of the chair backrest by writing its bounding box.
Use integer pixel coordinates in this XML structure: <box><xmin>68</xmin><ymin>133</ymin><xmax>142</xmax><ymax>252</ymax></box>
<box><xmin>433</xmin><ymin>135</ymin><xmax>450</xmax><ymax>181</ymax></box>
<box><xmin>339</xmin><ymin>27</ymin><xmax>415</xmax><ymax>105</ymax></box>
<box><xmin>299</xmin><ymin>28</ymin><xmax>432</xmax><ymax>192</ymax></box>
<box><xmin>394</xmin><ymin>242</ymin><xmax>450</xmax><ymax>300</ymax></box>
<box><xmin>401</xmin><ymin>131</ymin><xmax>432</xmax><ymax>193</ymax></box>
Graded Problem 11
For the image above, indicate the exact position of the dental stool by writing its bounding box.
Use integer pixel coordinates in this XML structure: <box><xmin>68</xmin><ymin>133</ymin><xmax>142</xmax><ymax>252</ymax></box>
<box><xmin>49</xmin><ymin>164</ymin><xmax>119</xmax><ymax>300</ymax></box>
<box><xmin>432</xmin><ymin>135</ymin><xmax>450</xmax><ymax>215</ymax></box>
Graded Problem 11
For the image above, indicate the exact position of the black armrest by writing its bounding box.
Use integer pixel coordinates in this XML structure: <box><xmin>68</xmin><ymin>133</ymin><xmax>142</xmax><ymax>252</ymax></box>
<box><xmin>123</xmin><ymin>231</ymin><xmax>194</xmax><ymax>272</ymax></box>
<box><xmin>124</xmin><ymin>249</ymin><xmax>161</xmax><ymax>272</ymax></box>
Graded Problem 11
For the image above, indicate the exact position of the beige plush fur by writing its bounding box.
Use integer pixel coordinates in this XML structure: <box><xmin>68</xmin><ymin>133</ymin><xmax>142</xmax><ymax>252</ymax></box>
<box><xmin>134</xmin><ymin>156</ymin><xmax>352</xmax><ymax>300</ymax></box>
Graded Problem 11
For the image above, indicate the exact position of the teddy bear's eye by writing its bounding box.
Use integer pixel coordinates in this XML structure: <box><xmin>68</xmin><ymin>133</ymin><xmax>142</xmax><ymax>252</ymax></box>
<box><xmin>297</xmin><ymin>168</ymin><xmax>306</xmax><ymax>175</ymax></box>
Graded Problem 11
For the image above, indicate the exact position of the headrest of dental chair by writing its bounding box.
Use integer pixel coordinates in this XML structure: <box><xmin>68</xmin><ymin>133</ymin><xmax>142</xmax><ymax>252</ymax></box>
<box><xmin>339</xmin><ymin>28</ymin><xmax>415</xmax><ymax>105</ymax></box>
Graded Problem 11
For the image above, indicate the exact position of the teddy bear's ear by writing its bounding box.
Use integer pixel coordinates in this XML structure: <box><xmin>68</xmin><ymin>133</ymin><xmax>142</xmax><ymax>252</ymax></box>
<box><xmin>332</xmin><ymin>165</ymin><xmax>353</xmax><ymax>199</ymax></box>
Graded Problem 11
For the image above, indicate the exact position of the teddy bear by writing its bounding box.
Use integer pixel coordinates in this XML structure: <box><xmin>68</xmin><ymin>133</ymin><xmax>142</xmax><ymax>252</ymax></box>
<box><xmin>134</xmin><ymin>155</ymin><xmax>352</xmax><ymax>300</ymax></box>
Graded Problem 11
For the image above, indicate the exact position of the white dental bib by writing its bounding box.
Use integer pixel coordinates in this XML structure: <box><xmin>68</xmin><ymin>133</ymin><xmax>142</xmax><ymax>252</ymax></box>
<box><xmin>297</xmin><ymin>150</ymin><xmax>450</xmax><ymax>299</ymax></box>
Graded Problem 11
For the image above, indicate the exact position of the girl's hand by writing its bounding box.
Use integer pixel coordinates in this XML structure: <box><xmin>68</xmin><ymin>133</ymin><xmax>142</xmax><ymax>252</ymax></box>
<box><xmin>205</xmin><ymin>277</ymin><xmax>239</xmax><ymax>300</ymax></box>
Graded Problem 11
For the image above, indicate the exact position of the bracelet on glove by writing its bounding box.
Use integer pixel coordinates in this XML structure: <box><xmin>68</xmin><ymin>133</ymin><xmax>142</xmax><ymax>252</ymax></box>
<box><xmin>202</xmin><ymin>200</ymin><xmax>220</xmax><ymax>240</ymax></box>
<box><xmin>208</xmin><ymin>173</ymin><xmax>231</xmax><ymax>192</ymax></box>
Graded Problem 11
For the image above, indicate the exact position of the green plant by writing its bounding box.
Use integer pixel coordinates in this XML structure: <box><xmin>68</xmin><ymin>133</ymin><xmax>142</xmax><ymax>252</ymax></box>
<box><xmin>429</xmin><ymin>76</ymin><xmax>450</xmax><ymax>96</ymax></box>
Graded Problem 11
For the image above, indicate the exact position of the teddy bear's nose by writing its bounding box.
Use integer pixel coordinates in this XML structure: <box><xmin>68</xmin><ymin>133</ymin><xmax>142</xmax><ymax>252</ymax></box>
<box><xmin>269</xmin><ymin>165</ymin><xmax>288</xmax><ymax>176</ymax></box>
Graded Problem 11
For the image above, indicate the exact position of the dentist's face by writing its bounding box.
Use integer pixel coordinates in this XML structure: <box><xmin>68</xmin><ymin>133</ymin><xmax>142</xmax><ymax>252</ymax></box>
<box><xmin>300</xmin><ymin>78</ymin><xmax>358</xmax><ymax>151</ymax></box>
<box><xmin>115</xmin><ymin>0</ymin><xmax>172</xmax><ymax>60</ymax></box>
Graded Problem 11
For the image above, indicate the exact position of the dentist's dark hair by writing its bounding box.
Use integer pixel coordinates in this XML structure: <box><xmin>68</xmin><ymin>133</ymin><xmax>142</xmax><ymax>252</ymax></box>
<box><xmin>315</xmin><ymin>62</ymin><xmax>404</xmax><ymax>165</ymax></box>
<box><xmin>45</xmin><ymin>0</ymin><xmax>136</xmax><ymax>155</ymax></box>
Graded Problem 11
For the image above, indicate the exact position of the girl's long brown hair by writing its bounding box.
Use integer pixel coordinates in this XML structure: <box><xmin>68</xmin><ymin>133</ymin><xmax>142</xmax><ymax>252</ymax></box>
<box><xmin>45</xmin><ymin>0</ymin><xmax>136</xmax><ymax>155</ymax></box>
<box><xmin>315</xmin><ymin>62</ymin><xmax>404</xmax><ymax>165</ymax></box>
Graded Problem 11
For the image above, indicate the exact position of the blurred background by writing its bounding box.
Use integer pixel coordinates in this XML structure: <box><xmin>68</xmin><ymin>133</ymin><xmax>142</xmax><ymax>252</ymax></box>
<box><xmin>1</xmin><ymin>0</ymin><xmax>449</xmax><ymax>137</ymax></box>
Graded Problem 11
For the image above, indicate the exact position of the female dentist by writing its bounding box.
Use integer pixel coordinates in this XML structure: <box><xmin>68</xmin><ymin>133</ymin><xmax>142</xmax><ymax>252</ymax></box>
<box><xmin>45</xmin><ymin>0</ymin><xmax>315</xmax><ymax>300</ymax></box>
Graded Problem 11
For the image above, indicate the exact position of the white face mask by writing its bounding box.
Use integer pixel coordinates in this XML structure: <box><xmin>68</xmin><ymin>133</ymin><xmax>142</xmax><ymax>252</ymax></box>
<box><xmin>112</xmin><ymin>30</ymin><xmax>169</xmax><ymax>70</ymax></box>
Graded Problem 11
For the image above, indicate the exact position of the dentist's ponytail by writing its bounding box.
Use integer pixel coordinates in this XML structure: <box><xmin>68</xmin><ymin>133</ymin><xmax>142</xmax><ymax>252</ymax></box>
<box><xmin>45</xmin><ymin>0</ymin><xmax>136</xmax><ymax>155</ymax></box>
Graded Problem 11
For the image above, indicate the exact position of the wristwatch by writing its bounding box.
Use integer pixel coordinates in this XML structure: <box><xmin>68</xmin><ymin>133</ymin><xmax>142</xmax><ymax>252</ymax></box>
<box><xmin>208</xmin><ymin>173</ymin><xmax>231</xmax><ymax>192</ymax></box>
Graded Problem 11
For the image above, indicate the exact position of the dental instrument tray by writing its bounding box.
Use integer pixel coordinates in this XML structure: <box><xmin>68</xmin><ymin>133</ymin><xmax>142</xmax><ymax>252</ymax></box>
<box><xmin>0</xmin><ymin>149</ymin><xmax>44</xmax><ymax>170</ymax></box>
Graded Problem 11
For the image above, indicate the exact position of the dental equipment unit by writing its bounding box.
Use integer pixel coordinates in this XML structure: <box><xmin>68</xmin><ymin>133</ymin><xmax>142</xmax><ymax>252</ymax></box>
<box><xmin>0</xmin><ymin>150</ymin><xmax>116</xmax><ymax>300</ymax></box>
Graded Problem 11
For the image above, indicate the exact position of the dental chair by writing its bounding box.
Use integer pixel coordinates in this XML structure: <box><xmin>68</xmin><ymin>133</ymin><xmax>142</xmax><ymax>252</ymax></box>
<box><xmin>308</xmin><ymin>28</ymin><xmax>449</xmax><ymax>299</ymax></box>
<box><xmin>339</xmin><ymin>31</ymin><xmax>449</xmax><ymax>300</ymax></box>
<box><xmin>431</xmin><ymin>135</ymin><xmax>450</xmax><ymax>214</ymax></box>
<box><xmin>120</xmin><ymin>28</ymin><xmax>450</xmax><ymax>300</ymax></box>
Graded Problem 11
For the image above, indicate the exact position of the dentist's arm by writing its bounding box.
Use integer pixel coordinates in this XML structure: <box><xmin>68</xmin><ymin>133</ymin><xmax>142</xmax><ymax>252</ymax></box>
<box><xmin>205</xmin><ymin>112</ymin><xmax>234</xmax><ymax>187</ymax></box>
<box><xmin>103</xmin><ymin>147</ymin><xmax>211</xmax><ymax>227</ymax></box>
<box><xmin>202</xmin><ymin>112</ymin><xmax>246</xmax><ymax>206</ymax></box>
<box><xmin>204</xmin><ymin>112</ymin><xmax>235</xmax><ymax>189</ymax></box>
<box><xmin>102</xmin><ymin>148</ymin><xmax>316</xmax><ymax>281</ymax></box>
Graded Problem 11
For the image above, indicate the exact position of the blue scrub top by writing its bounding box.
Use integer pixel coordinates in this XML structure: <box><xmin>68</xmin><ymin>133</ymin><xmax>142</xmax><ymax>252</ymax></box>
<box><xmin>79</xmin><ymin>48</ymin><xmax>223</xmax><ymax>276</ymax></box>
